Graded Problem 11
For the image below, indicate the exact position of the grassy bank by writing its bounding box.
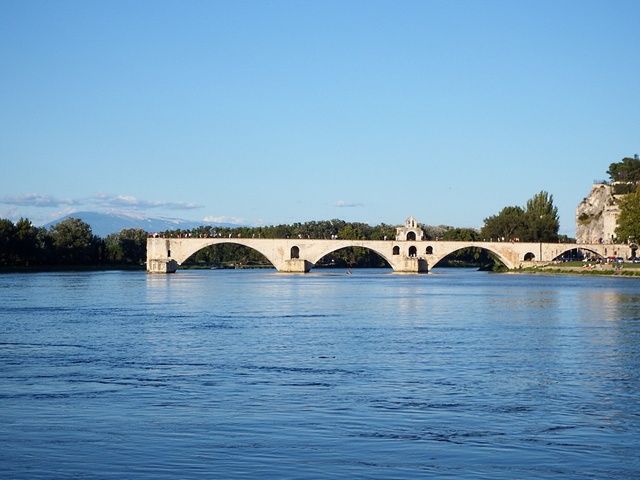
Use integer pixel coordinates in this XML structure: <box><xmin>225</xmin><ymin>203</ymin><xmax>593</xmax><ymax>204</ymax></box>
<box><xmin>516</xmin><ymin>261</ymin><xmax>640</xmax><ymax>277</ymax></box>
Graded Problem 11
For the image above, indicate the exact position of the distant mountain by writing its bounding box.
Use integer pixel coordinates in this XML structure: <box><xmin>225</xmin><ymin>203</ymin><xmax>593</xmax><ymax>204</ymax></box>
<box><xmin>43</xmin><ymin>211</ymin><xmax>244</xmax><ymax>238</ymax></box>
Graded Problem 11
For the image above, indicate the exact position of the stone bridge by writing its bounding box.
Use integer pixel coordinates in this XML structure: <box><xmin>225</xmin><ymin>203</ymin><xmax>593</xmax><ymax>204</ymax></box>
<box><xmin>147</xmin><ymin>236</ymin><xmax>628</xmax><ymax>274</ymax></box>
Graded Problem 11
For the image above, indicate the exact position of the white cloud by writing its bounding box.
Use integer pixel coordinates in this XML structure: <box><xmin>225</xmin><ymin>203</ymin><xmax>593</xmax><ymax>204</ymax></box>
<box><xmin>335</xmin><ymin>200</ymin><xmax>364</xmax><ymax>208</ymax></box>
<box><xmin>203</xmin><ymin>215</ymin><xmax>247</xmax><ymax>224</ymax></box>
<box><xmin>92</xmin><ymin>193</ymin><xmax>202</xmax><ymax>210</ymax></box>
<box><xmin>0</xmin><ymin>193</ymin><xmax>79</xmax><ymax>208</ymax></box>
<box><xmin>0</xmin><ymin>191</ymin><xmax>202</xmax><ymax>211</ymax></box>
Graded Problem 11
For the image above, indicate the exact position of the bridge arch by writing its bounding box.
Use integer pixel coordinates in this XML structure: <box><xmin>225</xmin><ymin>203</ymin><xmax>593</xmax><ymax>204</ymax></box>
<box><xmin>429</xmin><ymin>245</ymin><xmax>513</xmax><ymax>270</ymax></box>
<box><xmin>548</xmin><ymin>246</ymin><xmax>606</xmax><ymax>262</ymax></box>
<box><xmin>171</xmin><ymin>239</ymin><xmax>281</xmax><ymax>269</ymax></box>
<box><xmin>308</xmin><ymin>244</ymin><xmax>394</xmax><ymax>269</ymax></box>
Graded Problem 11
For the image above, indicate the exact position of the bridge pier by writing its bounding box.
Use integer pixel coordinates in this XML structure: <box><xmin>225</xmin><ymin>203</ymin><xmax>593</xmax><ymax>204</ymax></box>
<box><xmin>147</xmin><ymin>258</ymin><xmax>178</xmax><ymax>274</ymax></box>
<box><xmin>280</xmin><ymin>259</ymin><xmax>313</xmax><ymax>273</ymax></box>
<box><xmin>391</xmin><ymin>257</ymin><xmax>429</xmax><ymax>274</ymax></box>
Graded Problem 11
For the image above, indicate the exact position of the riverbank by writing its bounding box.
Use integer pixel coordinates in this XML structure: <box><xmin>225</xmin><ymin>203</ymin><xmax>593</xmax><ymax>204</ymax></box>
<box><xmin>516</xmin><ymin>262</ymin><xmax>640</xmax><ymax>277</ymax></box>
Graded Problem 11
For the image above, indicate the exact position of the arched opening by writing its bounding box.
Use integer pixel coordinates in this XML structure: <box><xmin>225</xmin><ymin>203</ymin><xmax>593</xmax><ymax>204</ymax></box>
<box><xmin>426</xmin><ymin>246</ymin><xmax>433</xmax><ymax>254</ymax></box>
<box><xmin>393</xmin><ymin>246</ymin><xmax>400</xmax><ymax>255</ymax></box>
<box><xmin>524</xmin><ymin>252</ymin><xmax>536</xmax><ymax>261</ymax></box>
<box><xmin>553</xmin><ymin>248</ymin><xmax>584</xmax><ymax>262</ymax></box>
<box><xmin>182</xmin><ymin>243</ymin><xmax>273</xmax><ymax>269</ymax></box>
<box><xmin>167</xmin><ymin>249</ymin><xmax>171</xmax><ymax>258</ymax></box>
<box><xmin>408</xmin><ymin>246</ymin><xmax>417</xmax><ymax>257</ymax></box>
<box><xmin>431</xmin><ymin>247</ymin><xmax>508</xmax><ymax>270</ymax></box>
<box><xmin>406</xmin><ymin>231</ymin><xmax>417</xmax><ymax>241</ymax></box>
<box><xmin>316</xmin><ymin>246</ymin><xmax>391</xmax><ymax>269</ymax></box>
<box><xmin>553</xmin><ymin>248</ymin><xmax>605</xmax><ymax>263</ymax></box>
<box><xmin>290</xmin><ymin>246</ymin><xmax>300</xmax><ymax>259</ymax></box>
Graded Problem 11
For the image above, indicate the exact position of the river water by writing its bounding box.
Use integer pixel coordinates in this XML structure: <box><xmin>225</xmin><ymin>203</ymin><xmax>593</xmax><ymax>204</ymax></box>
<box><xmin>1</xmin><ymin>268</ymin><xmax>639</xmax><ymax>479</ymax></box>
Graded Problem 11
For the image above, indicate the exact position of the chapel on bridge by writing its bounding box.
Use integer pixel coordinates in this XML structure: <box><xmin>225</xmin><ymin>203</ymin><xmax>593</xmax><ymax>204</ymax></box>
<box><xmin>395</xmin><ymin>216</ymin><xmax>426</xmax><ymax>241</ymax></box>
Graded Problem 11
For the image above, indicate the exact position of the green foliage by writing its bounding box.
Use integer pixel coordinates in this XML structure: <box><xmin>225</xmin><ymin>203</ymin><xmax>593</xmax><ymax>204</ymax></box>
<box><xmin>523</xmin><ymin>191</ymin><xmax>559</xmax><ymax>242</ymax></box>
<box><xmin>481</xmin><ymin>206</ymin><xmax>525</xmax><ymax>241</ymax></box>
<box><xmin>15</xmin><ymin>218</ymin><xmax>38</xmax><ymax>265</ymax></box>
<box><xmin>607</xmin><ymin>155</ymin><xmax>640</xmax><ymax>185</ymax></box>
<box><xmin>0</xmin><ymin>219</ymin><xmax>17</xmax><ymax>266</ymax></box>
<box><xmin>104</xmin><ymin>228</ymin><xmax>148</xmax><ymax>265</ymax></box>
<box><xmin>49</xmin><ymin>218</ymin><xmax>101</xmax><ymax>265</ymax></box>
<box><xmin>0</xmin><ymin>218</ymin><xmax>54</xmax><ymax>266</ymax></box>
<box><xmin>615</xmin><ymin>188</ymin><xmax>640</xmax><ymax>243</ymax></box>
<box><xmin>441</xmin><ymin>227</ymin><xmax>479</xmax><ymax>241</ymax></box>
<box><xmin>481</xmin><ymin>191</ymin><xmax>559</xmax><ymax>242</ymax></box>
<box><xmin>0</xmin><ymin>217</ymin><xmax>111</xmax><ymax>267</ymax></box>
<box><xmin>577</xmin><ymin>212</ymin><xmax>592</xmax><ymax>225</ymax></box>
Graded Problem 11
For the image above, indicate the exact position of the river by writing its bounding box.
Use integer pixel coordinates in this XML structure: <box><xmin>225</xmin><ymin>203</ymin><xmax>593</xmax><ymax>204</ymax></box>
<box><xmin>1</xmin><ymin>268</ymin><xmax>639</xmax><ymax>478</ymax></box>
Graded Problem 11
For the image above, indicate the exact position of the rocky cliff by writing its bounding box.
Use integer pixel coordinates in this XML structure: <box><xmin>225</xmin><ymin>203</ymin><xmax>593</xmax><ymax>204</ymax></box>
<box><xmin>575</xmin><ymin>184</ymin><xmax>620</xmax><ymax>243</ymax></box>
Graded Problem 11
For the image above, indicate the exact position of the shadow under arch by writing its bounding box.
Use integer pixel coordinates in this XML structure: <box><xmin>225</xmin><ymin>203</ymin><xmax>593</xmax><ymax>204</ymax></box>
<box><xmin>177</xmin><ymin>240</ymin><xmax>276</xmax><ymax>269</ymax></box>
<box><xmin>429</xmin><ymin>245</ymin><xmax>510</xmax><ymax>270</ymax></box>
<box><xmin>550</xmin><ymin>246</ymin><xmax>605</xmax><ymax>262</ymax></box>
<box><xmin>312</xmin><ymin>245</ymin><xmax>392</xmax><ymax>269</ymax></box>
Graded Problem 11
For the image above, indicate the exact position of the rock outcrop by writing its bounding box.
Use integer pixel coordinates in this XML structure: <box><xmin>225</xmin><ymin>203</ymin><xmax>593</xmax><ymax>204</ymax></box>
<box><xmin>575</xmin><ymin>184</ymin><xmax>620</xmax><ymax>243</ymax></box>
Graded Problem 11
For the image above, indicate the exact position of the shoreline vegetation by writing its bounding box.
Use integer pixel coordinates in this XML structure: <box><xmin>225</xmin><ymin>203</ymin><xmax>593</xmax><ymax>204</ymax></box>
<box><xmin>513</xmin><ymin>261</ymin><xmax>640</xmax><ymax>277</ymax></box>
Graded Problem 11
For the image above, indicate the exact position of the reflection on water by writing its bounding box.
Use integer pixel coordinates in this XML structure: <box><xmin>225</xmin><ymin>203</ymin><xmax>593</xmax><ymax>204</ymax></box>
<box><xmin>1</xmin><ymin>269</ymin><xmax>639</xmax><ymax>479</ymax></box>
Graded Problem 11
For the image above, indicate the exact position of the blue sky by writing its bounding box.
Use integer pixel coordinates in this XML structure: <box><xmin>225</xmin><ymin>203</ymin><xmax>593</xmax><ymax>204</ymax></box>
<box><xmin>1</xmin><ymin>1</ymin><xmax>638</xmax><ymax>236</ymax></box>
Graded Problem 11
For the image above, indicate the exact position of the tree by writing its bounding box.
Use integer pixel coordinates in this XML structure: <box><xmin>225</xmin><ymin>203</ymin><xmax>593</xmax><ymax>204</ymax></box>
<box><xmin>441</xmin><ymin>227</ymin><xmax>479</xmax><ymax>241</ymax></box>
<box><xmin>335</xmin><ymin>224</ymin><xmax>368</xmax><ymax>266</ymax></box>
<box><xmin>524</xmin><ymin>191</ymin><xmax>559</xmax><ymax>242</ymax></box>
<box><xmin>607</xmin><ymin>155</ymin><xmax>640</xmax><ymax>185</ymax></box>
<box><xmin>105</xmin><ymin>228</ymin><xmax>148</xmax><ymax>265</ymax></box>
<box><xmin>370</xmin><ymin>223</ymin><xmax>397</xmax><ymax>241</ymax></box>
<box><xmin>49</xmin><ymin>218</ymin><xmax>100</xmax><ymax>264</ymax></box>
<box><xmin>0</xmin><ymin>219</ymin><xmax>17</xmax><ymax>266</ymax></box>
<box><xmin>14</xmin><ymin>218</ymin><xmax>39</xmax><ymax>265</ymax></box>
<box><xmin>480</xmin><ymin>191</ymin><xmax>559</xmax><ymax>243</ymax></box>
<box><xmin>615</xmin><ymin>187</ymin><xmax>640</xmax><ymax>244</ymax></box>
<box><xmin>480</xmin><ymin>206</ymin><xmax>526</xmax><ymax>241</ymax></box>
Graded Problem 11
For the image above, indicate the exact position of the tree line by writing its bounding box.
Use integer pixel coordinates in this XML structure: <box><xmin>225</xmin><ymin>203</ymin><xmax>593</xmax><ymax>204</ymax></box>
<box><xmin>0</xmin><ymin>189</ymin><xmax>570</xmax><ymax>270</ymax></box>
<box><xmin>0</xmin><ymin>217</ymin><xmax>147</xmax><ymax>268</ymax></box>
